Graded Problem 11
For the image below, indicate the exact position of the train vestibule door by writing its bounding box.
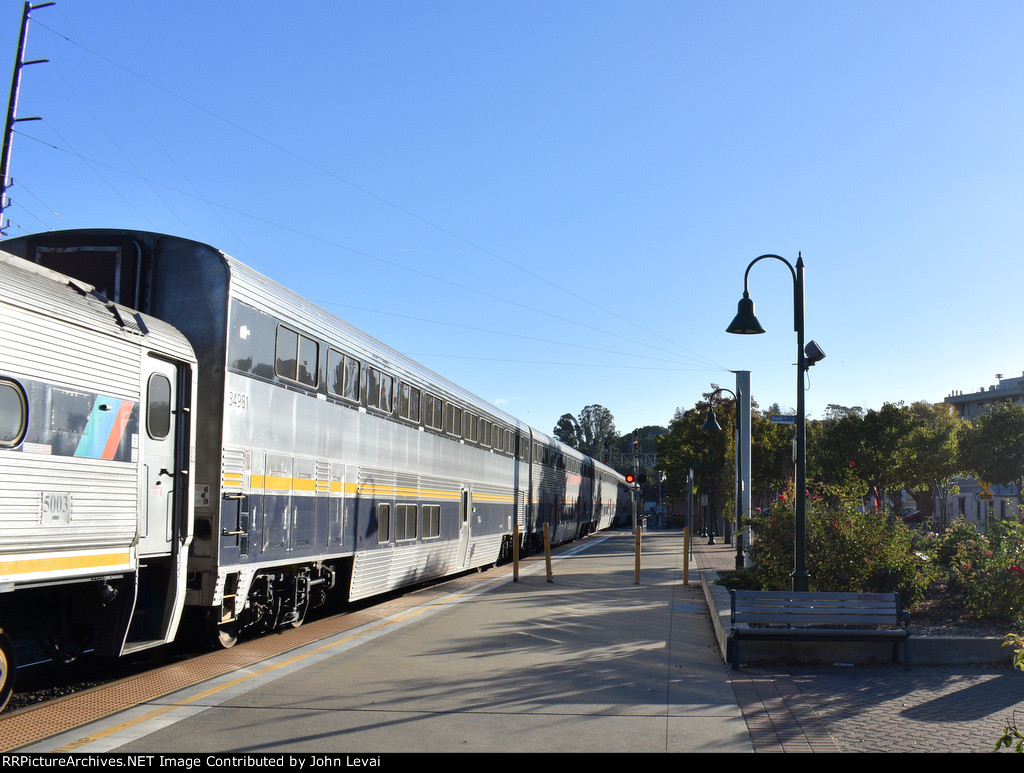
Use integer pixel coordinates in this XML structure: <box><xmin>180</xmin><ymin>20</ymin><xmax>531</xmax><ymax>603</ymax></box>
<box><xmin>125</xmin><ymin>354</ymin><xmax>192</xmax><ymax>652</ymax></box>
<box><xmin>140</xmin><ymin>358</ymin><xmax>181</xmax><ymax>557</ymax></box>
<box><xmin>457</xmin><ymin>487</ymin><xmax>472</xmax><ymax>569</ymax></box>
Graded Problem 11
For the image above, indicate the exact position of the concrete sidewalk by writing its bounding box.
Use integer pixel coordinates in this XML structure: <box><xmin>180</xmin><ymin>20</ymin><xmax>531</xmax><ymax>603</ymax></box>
<box><xmin>687</xmin><ymin>533</ymin><xmax>1024</xmax><ymax>753</ymax></box>
<box><xmin>28</xmin><ymin>529</ymin><xmax>753</xmax><ymax>754</ymax></box>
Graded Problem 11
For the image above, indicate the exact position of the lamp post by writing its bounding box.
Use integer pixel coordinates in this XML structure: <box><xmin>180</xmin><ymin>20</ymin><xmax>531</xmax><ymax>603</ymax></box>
<box><xmin>700</xmin><ymin>387</ymin><xmax>744</xmax><ymax>570</ymax></box>
<box><xmin>726</xmin><ymin>254</ymin><xmax>824</xmax><ymax>592</ymax></box>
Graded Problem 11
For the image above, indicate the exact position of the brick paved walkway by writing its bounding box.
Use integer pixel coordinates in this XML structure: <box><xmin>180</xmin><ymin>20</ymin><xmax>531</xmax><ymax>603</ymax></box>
<box><xmin>688</xmin><ymin>536</ymin><xmax>1024</xmax><ymax>753</ymax></box>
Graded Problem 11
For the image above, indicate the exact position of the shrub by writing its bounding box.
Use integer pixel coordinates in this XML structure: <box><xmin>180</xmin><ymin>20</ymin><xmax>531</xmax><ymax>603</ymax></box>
<box><xmin>934</xmin><ymin>517</ymin><xmax>983</xmax><ymax>588</ymax></box>
<box><xmin>740</xmin><ymin>498</ymin><xmax>929</xmax><ymax>605</ymax></box>
<box><xmin>947</xmin><ymin>517</ymin><xmax>1024</xmax><ymax>625</ymax></box>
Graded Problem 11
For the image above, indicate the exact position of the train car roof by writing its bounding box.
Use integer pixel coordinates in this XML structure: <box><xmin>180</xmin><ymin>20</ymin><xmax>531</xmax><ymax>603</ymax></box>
<box><xmin>0</xmin><ymin>247</ymin><xmax>197</xmax><ymax>366</ymax></box>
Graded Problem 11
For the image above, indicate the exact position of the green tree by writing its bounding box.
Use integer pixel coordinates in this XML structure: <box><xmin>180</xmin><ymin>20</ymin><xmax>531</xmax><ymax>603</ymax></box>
<box><xmin>808</xmin><ymin>404</ymin><xmax>867</xmax><ymax>498</ymax></box>
<box><xmin>553</xmin><ymin>413</ymin><xmax>580</xmax><ymax>448</ymax></box>
<box><xmin>656</xmin><ymin>389</ymin><xmax>735</xmax><ymax>525</ymax></box>
<box><xmin>960</xmin><ymin>401</ymin><xmax>1024</xmax><ymax>507</ymax></box>
<box><xmin>900</xmin><ymin>401</ymin><xmax>966</xmax><ymax>526</ymax></box>
<box><xmin>575</xmin><ymin>404</ymin><xmax>617</xmax><ymax>457</ymax></box>
<box><xmin>859</xmin><ymin>402</ymin><xmax>915</xmax><ymax>518</ymax></box>
<box><xmin>750</xmin><ymin>403</ymin><xmax>793</xmax><ymax>511</ymax></box>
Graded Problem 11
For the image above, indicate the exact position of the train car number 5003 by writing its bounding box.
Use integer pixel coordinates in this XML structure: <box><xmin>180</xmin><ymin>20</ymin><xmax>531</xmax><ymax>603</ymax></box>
<box><xmin>40</xmin><ymin>492</ymin><xmax>72</xmax><ymax>524</ymax></box>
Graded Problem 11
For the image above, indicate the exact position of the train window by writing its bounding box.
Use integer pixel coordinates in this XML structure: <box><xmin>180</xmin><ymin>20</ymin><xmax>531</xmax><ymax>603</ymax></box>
<box><xmin>146</xmin><ymin>373</ymin><xmax>172</xmax><ymax>440</ymax></box>
<box><xmin>446</xmin><ymin>405</ymin><xmax>463</xmax><ymax>437</ymax></box>
<box><xmin>376</xmin><ymin>503</ymin><xmax>391</xmax><ymax>543</ymax></box>
<box><xmin>367</xmin><ymin>368</ymin><xmax>394</xmax><ymax>413</ymax></box>
<box><xmin>424</xmin><ymin>394</ymin><xmax>443</xmax><ymax>431</ymax></box>
<box><xmin>327</xmin><ymin>349</ymin><xmax>361</xmax><ymax>403</ymax></box>
<box><xmin>398</xmin><ymin>382</ymin><xmax>421</xmax><ymax>423</ymax></box>
<box><xmin>0</xmin><ymin>380</ymin><xmax>26</xmax><ymax>446</ymax></box>
<box><xmin>464</xmin><ymin>412</ymin><xmax>477</xmax><ymax>442</ymax></box>
<box><xmin>479</xmin><ymin>419</ymin><xmax>490</xmax><ymax>448</ymax></box>
<box><xmin>422</xmin><ymin>505</ymin><xmax>440</xmax><ymax>538</ymax></box>
<box><xmin>297</xmin><ymin>335</ymin><xmax>318</xmax><ymax>387</ymax></box>
<box><xmin>275</xmin><ymin>326</ymin><xmax>319</xmax><ymax>388</ymax></box>
<box><xmin>275</xmin><ymin>327</ymin><xmax>298</xmax><ymax>380</ymax></box>
<box><xmin>228</xmin><ymin>302</ymin><xmax>277</xmax><ymax>379</ymax></box>
<box><xmin>395</xmin><ymin>504</ymin><xmax>417</xmax><ymax>541</ymax></box>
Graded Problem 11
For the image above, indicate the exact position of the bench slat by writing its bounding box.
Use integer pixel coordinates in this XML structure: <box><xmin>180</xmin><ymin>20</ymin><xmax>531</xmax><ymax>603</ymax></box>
<box><xmin>732</xmin><ymin>591</ymin><xmax>893</xmax><ymax>601</ymax></box>
<box><xmin>736</xmin><ymin>613</ymin><xmax>901</xmax><ymax>626</ymax></box>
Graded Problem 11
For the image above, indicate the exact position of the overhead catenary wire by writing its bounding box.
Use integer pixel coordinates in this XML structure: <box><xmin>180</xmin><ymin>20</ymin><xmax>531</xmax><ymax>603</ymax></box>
<box><xmin>26</xmin><ymin>13</ymin><xmax>730</xmax><ymax>375</ymax></box>
<box><xmin>14</xmin><ymin>129</ymin><xmax>721</xmax><ymax>368</ymax></box>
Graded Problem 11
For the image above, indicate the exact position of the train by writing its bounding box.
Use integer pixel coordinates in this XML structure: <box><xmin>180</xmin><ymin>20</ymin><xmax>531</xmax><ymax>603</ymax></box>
<box><xmin>0</xmin><ymin>228</ymin><xmax>633</xmax><ymax>708</ymax></box>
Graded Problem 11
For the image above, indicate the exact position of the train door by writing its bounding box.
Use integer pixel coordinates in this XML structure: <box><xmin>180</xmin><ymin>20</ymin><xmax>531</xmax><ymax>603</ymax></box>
<box><xmin>140</xmin><ymin>358</ymin><xmax>181</xmax><ymax>557</ymax></box>
<box><xmin>125</xmin><ymin>354</ymin><xmax>192</xmax><ymax>651</ymax></box>
<box><xmin>291</xmin><ymin>457</ymin><xmax>315</xmax><ymax>550</ymax></box>
<box><xmin>262</xmin><ymin>453</ymin><xmax>292</xmax><ymax>553</ymax></box>
<box><xmin>457</xmin><ymin>487</ymin><xmax>472</xmax><ymax>569</ymax></box>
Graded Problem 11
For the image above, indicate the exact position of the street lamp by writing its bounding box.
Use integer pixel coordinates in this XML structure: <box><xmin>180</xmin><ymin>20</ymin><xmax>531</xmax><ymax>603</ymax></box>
<box><xmin>701</xmin><ymin>387</ymin><xmax>745</xmax><ymax>569</ymax></box>
<box><xmin>726</xmin><ymin>253</ymin><xmax>824</xmax><ymax>592</ymax></box>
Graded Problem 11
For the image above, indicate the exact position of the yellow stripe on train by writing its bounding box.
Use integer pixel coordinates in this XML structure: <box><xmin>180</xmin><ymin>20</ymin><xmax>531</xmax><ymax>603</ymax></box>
<box><xmin>0</xmin><ymin>550</ymin><xmax>132</xmax><ymax>580</ymax></box>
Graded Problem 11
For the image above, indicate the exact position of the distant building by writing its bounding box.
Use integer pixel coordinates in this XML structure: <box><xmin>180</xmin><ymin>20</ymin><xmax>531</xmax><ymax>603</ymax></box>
<box><xmin>941</xmin><ymin>372</ymin><xmax>1024</xmax><ymax>531</ymax></box>
<box><xmin>945</xmin><ymin>371</ymin><xmax>1024</xmax><ymax>420</ymax></box>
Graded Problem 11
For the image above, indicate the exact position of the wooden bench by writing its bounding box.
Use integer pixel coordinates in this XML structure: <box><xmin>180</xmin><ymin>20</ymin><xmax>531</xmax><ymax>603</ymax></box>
<box><xmin>728</xmin><ymin>590</ymin><xmax>911</xmax><ymax>669</ymax></box>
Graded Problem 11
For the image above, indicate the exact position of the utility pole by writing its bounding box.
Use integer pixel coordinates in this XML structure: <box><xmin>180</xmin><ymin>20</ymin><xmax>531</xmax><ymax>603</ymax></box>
<box><xmin>0</xmin><ymin>1</ymin><xmax>53</xmax><ymax>237</ymax></box>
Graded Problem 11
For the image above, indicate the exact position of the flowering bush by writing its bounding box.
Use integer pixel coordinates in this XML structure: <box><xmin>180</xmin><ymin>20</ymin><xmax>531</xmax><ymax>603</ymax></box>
<box><xmin>946</xmin><ymin>517</ymin><xmax>1024</xmax><ymax>624</ymax></box>
<box><xmin>934</xmin><ymin>517</ymin><xmax>986</xmax><ymax>590</ymax></box>
<box><xmin>739</xmin><ymin>495</ymin><xmax>929</xmax><ymax>605</ymax></box>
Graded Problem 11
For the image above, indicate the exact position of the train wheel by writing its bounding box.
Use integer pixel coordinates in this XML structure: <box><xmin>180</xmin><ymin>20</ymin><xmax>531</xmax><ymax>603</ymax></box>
<box><xmin>287</xmin><ymin>601</ymin><xmax>308</xmax><ymax>629</ymax></box>
<box><xmin>0</xmin><ymin>632</ymin><xmax>15</xmax><ymax>712</ymax></box>
<box><xmin>206</xmin><ymin>613</ymin><xmax>239</xmax><ymax>649</ymax></box>
<box><xmin>216</xmin><ymin>622</ymin><xmax>239</xmax><ymax>649</ymax></box>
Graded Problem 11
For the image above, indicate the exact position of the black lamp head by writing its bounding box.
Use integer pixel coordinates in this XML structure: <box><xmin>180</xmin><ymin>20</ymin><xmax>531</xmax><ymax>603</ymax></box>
<box><xmin>701</xmin><ymin>407</ymin><xmax>723</xmax><ymax>432</ymax></box>
<box><xmin>726</xmin><ymin>293</ymin><xmax>765</xmax><ymax>335</ymax></box>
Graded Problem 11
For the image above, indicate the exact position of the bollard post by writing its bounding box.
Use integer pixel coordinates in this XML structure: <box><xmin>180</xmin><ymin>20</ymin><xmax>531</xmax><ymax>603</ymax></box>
<box><xmin>634</xmin><ymin>525</ymin><xmax>641</xmax><ymax>585</ymax></box>
<box><xmin>513</xmin><ymin>519</ymin><xmax>520</xmax><ymax>582</ymax></box>
<box><xmin>543</xmin><ymin>522</ymin><xmax>553</xmax><ymax>582</ymax></box>
<box><xmin>683</xmin><ymin>526</ymin><xmax>690</xmax><ymax>585</ymax></box>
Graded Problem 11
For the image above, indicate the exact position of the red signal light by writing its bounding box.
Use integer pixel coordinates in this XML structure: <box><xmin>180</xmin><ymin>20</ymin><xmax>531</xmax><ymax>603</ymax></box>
<box><xmin>625</xmin><ymin>474</ymin><xmax>635</xmax><ymax>484</ymax></box>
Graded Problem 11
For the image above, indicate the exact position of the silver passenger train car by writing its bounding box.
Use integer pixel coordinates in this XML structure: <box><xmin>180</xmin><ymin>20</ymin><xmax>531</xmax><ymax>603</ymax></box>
<box><xmin>0</xmin><ymin>248</ymin><xmax>198</xmax><ymax>709</ymax></box>
<box><xmin>0</xmin><ymin>229</ymin><xmax>630</xmax><ymax>706</ymax></box>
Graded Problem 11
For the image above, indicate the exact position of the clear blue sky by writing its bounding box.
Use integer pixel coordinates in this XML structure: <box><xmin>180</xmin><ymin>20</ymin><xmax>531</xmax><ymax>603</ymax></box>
<box><xmin>2</xmin><ymin>1</ymin><xmax>1022</xmax><ymax>436</ymax></box>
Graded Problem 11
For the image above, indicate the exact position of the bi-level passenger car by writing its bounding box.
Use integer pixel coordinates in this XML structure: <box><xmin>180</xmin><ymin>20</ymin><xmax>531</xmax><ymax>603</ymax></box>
<box><xmin>0</xmin><ymin>229</ymin><xmax>630</xmax><ymax>706</ymax></box>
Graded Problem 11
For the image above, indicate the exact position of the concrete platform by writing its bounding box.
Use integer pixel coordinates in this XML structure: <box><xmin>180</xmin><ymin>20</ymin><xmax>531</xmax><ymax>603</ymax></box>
<box><xmin>23</xmin><ymin>530</ymin><xmax>754</xmax><ymax>754</ymax></box>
